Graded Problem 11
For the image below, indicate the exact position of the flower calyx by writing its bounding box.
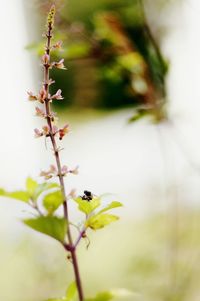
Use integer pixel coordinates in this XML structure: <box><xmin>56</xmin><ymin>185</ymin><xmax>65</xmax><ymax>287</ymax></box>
<box><xmin>40</xmin><ymin>165</ymin><xmax>57</xmax><ymax>179</ymax></box>
<box><xmin>59</xmin><ymin>124</ymin><xmax>69</xmax><ymax>140</ymax></box>
<box><xmin>51</xmin><ymin>89</ymin><xmax>64</xmax><ymax>100</ymax></box>
<box><xmin>51</xmin><ymin>58</ymin><xmax>66</xmax><ymax>70</ymax></box>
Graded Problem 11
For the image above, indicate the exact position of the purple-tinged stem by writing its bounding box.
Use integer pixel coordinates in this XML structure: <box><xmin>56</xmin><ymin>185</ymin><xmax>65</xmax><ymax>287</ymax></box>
<box><xmin>42</xmin><ymin>22</ymin><xmax>84</xmax><ymax>301</ymax></box>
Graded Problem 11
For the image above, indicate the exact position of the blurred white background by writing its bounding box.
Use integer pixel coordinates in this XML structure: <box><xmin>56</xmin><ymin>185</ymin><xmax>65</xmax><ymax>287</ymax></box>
<box><xmin>1</xmin><ymin>0</ymin><xmax>200</xmax><ymax>224</ymax></box>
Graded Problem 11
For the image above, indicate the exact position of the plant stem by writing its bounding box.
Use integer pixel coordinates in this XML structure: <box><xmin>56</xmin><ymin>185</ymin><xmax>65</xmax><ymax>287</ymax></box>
<box><xmin>43</xmin><ymin>23</ymin><xmax>84</xmax><ymax>301</ymax></box>
<box><xmin>74</xmin><ymin>228</ymin><xmax>86</xmax><ymax>249</ymax></box>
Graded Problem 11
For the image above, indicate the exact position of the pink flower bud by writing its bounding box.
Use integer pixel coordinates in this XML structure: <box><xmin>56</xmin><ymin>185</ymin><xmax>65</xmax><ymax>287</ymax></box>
<box><xmin>70</xmin><ymin>166</ymin><xmax>79</xmax><ymax>175</ymax></box>
<box><xmin>52</xmin><ymin>59</ymin><xmax>66</xmax><ymax>70</ymax></box>
<box><xmin>35</xmin><ymin>106</ymin><xmax>45</xmax><ymax>117</ymax></box>
<box><xmin>42</xmin><ymin>125</ymin><xmax>50</xmax><ymax>136</ymax></box>
<box><xmin>38</xmin><ymin>88</ymin><xmax>47</xmax><ymax>103</ymax></box>
<box><xmin>40</xmin><ymin>170</ymin><xmax>53</xmax><ymax>180</ymax></box>
<box><xmin>52</xmin><ymin>41</ymin><xmax>63</xmax><ymax>49</ymax></box>
<box><xmin>59</xmin><ymin>124</ymin><xmax>69</xmax><ymax>140</ymax></box>
<box><xmin>42</xmin><ymin>54</ymin><xmax>50</xmax><ymax>65</ymax></box>
<box><xmin>48</xmin><ymin>78</ymin><xmax>55</xmax><ymax>86</ymax></box>
<box><xmin>40</xmin><ymin>165</ymin><xmax>57</xmax><ymax>179</ymax></box>
<box><xmin>49</xmin><ymin>165</ymin><xmax>57</xmax><ymax>174</ymax></box>
<box><xmin>34</xmin><ymin>128</ymin><xmax>43</xmax><ymax>138</ymax></box>
<box><xmin>27</xmin><ymin>91</ymin><xmax>37</xmax><ymax>101</ymax></box>
<box><xmin>51</xmin><ymin>89</ymin><xmax>63</xmax><ymax>100</ymax></box>
<box><xmin>68</xmin><ymin>189</ymin><xmax>76</xmax><ymax>199</ymax></box>
<box><xmin>61</xmin><ymin>165</ymin><xmax>69</xmax><ymax>175</ymax></box>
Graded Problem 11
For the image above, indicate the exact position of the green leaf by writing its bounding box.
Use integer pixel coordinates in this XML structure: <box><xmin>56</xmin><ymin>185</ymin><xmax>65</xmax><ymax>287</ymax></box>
<box><xmin>45</xmin><ymin>282</ymin><xmax>77</xmax><ymax>301</ymax></box>
<box><xmin>23</xmin><ymin>216</ymin><xmax>67</xmax><ymax>242</ymax></box>
<box><xmin>99</xmin><ymin>201</ymin><xmax>123</xmax><ymax>214</ymax></box>
<box><xmin>26</xmin><ymin>177</ymin><xmax>38</xmax><ymax>196</ymax></box>
<box><xmin>74</xmin><ymin>197</ymin><xmax>101</xmax><ymax>215</ymax></box>
<box><xmin>0</xmin><ymin>189</ymin><xmax>30</xmax><ymax>202</ymax></box>
<box><xmin>33</xmin><ymin>182</ymin><xmax>60</xmax><ymax>201</ymax></box>
<box><xmin>66</xmin><ymin>282</ymin><xmax>77</xmax><ymax>301</ymax></box>
<box><xmin>85</xmin><ymin>289</ymin><xmax>134</xmax><ymax>301</ymax></box>
<box><xmin>86</xmin><ymin>214</ymin><xmax>119</xmax><ymax>230</ymax></box>
<box><xmin>43</xmin><ymin>190</ymin><xmax>63</xmax><ymax>214</ymax></box>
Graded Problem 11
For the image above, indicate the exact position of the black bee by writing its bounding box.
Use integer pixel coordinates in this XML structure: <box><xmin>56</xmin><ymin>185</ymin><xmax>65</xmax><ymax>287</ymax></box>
<box><xmin>81</xmin><ymin>190</ymin><xmax>93</xmax><ymax>202</ymax></box>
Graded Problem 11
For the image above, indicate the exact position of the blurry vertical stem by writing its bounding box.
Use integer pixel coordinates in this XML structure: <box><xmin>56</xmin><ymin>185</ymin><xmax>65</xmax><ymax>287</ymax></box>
<box><xmin>138</xmin><ymin>0</ymin><xmax>166</xmax><ymax>75</ymax></box>
<box><xmin>43</xmin><ymin>7</ymin><xmax>84</xmax><ymax>301</ymax></box>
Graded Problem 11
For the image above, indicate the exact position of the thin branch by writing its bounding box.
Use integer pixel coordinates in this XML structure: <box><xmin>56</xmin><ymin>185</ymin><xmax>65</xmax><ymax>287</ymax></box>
<box><xmin>41</xmin><ymin>7</ymin><xmax>84</xmax><ymax>301</ymax></box>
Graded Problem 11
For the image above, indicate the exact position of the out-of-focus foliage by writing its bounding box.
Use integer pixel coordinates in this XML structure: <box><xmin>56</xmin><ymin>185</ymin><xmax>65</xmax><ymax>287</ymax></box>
<box><xmin>31</xmin><ymin>0</ymin><xmax>170</xmax><ymax>122</ymax></box>
<box><xmin>1</xmin><ymin>209</ymin><xmax>200</xmax><ymax>301</ymax></box>
<box><xmin>0</xmin><ymin>178</ymin><xmax>122</xmax><ymax>242</ymax></box>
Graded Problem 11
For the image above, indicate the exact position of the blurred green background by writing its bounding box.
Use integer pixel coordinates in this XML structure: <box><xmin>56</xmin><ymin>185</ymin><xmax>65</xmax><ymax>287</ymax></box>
<box><xmin>30</xmin><ymin>0</ymin><xmax>170</xmax><ymax>122</ymax></box>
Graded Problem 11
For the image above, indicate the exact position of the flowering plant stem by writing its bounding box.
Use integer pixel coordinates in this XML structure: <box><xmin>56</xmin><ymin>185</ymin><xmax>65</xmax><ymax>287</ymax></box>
<box><xmin>43</xmin><ymin>8</ymin><xmax>84</xmax><ymax>301</ymax></box>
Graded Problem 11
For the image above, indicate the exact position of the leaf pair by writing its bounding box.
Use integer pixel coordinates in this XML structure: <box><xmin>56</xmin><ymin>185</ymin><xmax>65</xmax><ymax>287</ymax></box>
<box><xmin>0</xmin><ymin>178</ymin><xmax>67</xmax><ymax>242</ymax></box>
<box><xmin>0</xmin><ymin>177</ymin><xmax>64</xmax><ymax>216</ymax></box>
<box><xmin>74</xmin><ymin>197</ymin><xmax>122</xmax><ymax>230</ymax></box>
<box><xmin>0</xmin><ymin>177</ymin><xmax>60</xmax><ymax>204</ymax></box>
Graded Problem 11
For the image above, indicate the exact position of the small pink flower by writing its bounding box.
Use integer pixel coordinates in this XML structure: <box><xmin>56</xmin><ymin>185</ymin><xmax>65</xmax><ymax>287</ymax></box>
<box><xmin>51</xmin><ymin>89</ymin><xmax>63</xmax><ymax>100</ymax></box>
<box><xmin>40</xmin><ymin>165</ymin><xmax>57</xmax><ymax>179</ymax></box>
<box><xmin>52</xmin><ymin>59</ymin><xmax>66</xmax><ymax>70</ymax></box>
<box><xmin>61</xmin><ymin>165</ymin><xmax>69</xmax><ymax>176</ymax></box>
<box><xmin>34</xmin><ymin>128</ymin><xmax>43</xmax><ymax>138</ymax></box>
<box><xmin>49</xmin><ymin>165</ymin><xmax>57</xmax><ymax>174</ymax></box>
<box><xmin>35</xmin><ymin>106</ymin><xmax>45</xmax><ymax>117</ymax></box>
<box><xmin>42</xmin><ymin>54</ymin><xmax>50</xmax><ymax>65</ymax></box>
<box><xmin>38</xmin><ymin>88</ymin><xmax>47</xmax><ymax>103</ymax></box>
<box><xmin>59</xmin><ymin>124</ymin><xmax>69</xmax><ymax>140</ymax></box>
<box><xmin>27</xmin><ymin>91</ymin><xmax>37</xmax><ymax>101</ymax></box>
<box><xmin>68</xmin><ymin>189</ymin><xmax>76</xmax><ymax>199</ymax></box>
<box><xmin>48</xmin><ymin>78</ymin><xmax>55</xmax><ymax>85</ymax></box>
<box><xmin>40</xmin><ymin>170</ymin><xmax>53</xmax><ymax>180</ymax></box>
<box><xmin>52</xmin><ymin>40</ymin><xmax>63</xmax><ymax>49</ymax></box>
<box><xmin>70</xmin><ymin>166</ymin><xmax>79</xmax><ymax>175</ymax></box>
<box><xmin>42</xmin><ymin>125</ymin><xmax>50</xmax><ymax>136</ymax></box>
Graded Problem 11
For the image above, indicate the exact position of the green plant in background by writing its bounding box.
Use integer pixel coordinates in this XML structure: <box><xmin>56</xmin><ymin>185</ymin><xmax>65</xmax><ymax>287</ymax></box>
<box><xmin>31</xmin><ymin>0</ymin><xmax>168</xmax><ymax>122</ymax></box>
<box><xmin>0</xmin><ymin>5</ymin><xmax>123</xmax><ymax>301</ymax></box>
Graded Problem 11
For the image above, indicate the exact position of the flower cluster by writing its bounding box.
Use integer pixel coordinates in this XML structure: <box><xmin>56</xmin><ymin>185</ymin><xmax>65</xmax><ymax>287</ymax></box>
<box><xmin>47</xmin><ymin>4</ymin><xmax>56</xmax><ymax>26</ymax></box>
<box><xmin>27</xmin><ymin>4</ymin><xmax>72</xmax><ymax>182</ymax></box>
<box><xmin>40</xmin><ymin>164</ymin><xmax>79</xmax><ymax>179</ymax></box>
<box><xmin>28</xmin><ymin>87</ymin><xmax>64</xmax><ymax>103</ymax></box>
<box><xmin>34</xmin><ymin>123</ymin><xmax>69</xmax><ymax>140</ymax></box>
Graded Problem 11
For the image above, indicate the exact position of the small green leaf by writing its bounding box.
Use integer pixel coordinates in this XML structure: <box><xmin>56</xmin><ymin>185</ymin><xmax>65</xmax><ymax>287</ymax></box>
<box><xmin>99</xmin><ymin>201</ymin><xmax>123</xmax><ymax>214</ymax></box>
<box><xmin>74</xmin><ymin>197</ymin><xmax>101</xmax><ymax>215</ymax></box>
<box><xmin>23</xmin><ymin>216</ymin><xmax>67</xmax><ymax>242</ymax></box>
<box><xmin>43</xmin><ymin>190</ymin><xmax>63</xmax><ymax>214</ymax></box>
<box><xmin>33</xmin><ymin>182</ymin><xmax>60</xmax><ymax>201</ymax></box>
<box><xmin>66</xmin><ymin>282</ymin><xmax>77</xmax><ymax>301</ymax></box>
<box><xmin>26</xmin><ymin>177</ymin><xmax>38</xmax><ymax>196</ymax></box>
<box><xmin>45</xmin><ymin>282</ymin><xmax>77</xmax><ymax>301</ymax></box>
<box><xmin>0</xmin><ymin>189</ymin><xmax>30</xmax><ymax>202</ymax></box>
<box><xmin>86</xmin><ymin>214</ymin><xmax>119</xmax><ymax>230</ymax></box>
